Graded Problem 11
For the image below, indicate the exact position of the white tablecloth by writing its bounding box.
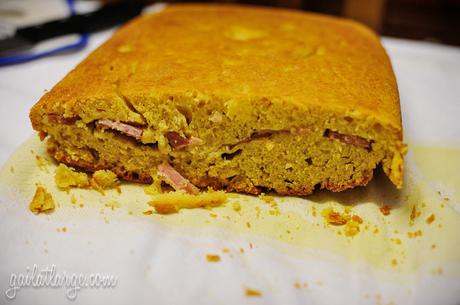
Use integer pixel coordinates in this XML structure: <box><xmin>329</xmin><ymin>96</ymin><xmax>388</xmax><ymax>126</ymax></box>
<box><xmin>0</xmin><ymin>7</ymin><xmax>459</xmax><ymax>305</ymax></box>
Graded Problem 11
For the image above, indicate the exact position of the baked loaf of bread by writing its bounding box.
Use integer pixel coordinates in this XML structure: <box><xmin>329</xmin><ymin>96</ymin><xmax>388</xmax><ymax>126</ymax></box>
<box><xmin>30</xmin><ymin>4</ymin><xmax>405</xmax><ymax>195</ymax></box>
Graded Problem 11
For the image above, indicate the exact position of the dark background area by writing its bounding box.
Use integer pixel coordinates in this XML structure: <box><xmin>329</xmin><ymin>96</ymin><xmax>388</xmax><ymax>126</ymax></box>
<box><xmin>128</xmin><ymin>0</ymin><xmax>460</xmax><ymax>46</ymax></box>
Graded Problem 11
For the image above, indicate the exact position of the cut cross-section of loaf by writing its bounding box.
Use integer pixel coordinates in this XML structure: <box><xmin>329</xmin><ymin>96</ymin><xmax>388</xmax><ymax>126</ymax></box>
<box><xmin>30</xmin><ymin>4</ymin><xmax>406</xmax><ymax>196</ymax></box>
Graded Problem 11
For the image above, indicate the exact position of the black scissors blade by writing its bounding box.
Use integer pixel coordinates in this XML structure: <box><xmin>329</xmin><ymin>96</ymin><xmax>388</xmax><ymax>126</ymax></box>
<box><xmin>0</xmin><ymin>35</ymin><xmax>34</xmax><ymax>56</ymax></box>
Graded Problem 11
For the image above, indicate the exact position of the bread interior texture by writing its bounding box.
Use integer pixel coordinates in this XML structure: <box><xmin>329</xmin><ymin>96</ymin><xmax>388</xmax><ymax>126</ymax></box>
<box><xmin>37</xmin><ymin>92</ymin><xmax>402</xmax><ymax>196</ymax></box>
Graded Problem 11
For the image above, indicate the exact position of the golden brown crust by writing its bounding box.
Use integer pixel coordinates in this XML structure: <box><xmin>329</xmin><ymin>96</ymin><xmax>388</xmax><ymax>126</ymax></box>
<box><xmin>30</xmin><ymin>3</ymin><xmax>402</xmax><ymax>136</ymax></box>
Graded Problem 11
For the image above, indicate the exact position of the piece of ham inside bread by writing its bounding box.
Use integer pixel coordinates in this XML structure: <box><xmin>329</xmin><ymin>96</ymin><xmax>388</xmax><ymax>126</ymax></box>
<box><xmin>157</xmin><ymin>163</ymin><xmax>199</xmax><ymax>195</ymax></box>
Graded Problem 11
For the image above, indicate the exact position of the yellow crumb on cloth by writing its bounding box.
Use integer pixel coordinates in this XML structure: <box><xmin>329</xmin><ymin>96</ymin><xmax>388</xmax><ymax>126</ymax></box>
<box><xmin>322</xmin><ymin>207</ymin><xmax>347</xmax><ymax>225</ymax></box>
<box><xmin>29</xmin><ymin>186</ymin><xmax>55</xmax><ymax>214</ymax></box>
<box><xmin>148</xmin><ymin>190</ymin><xmax>227</xmax><ymax>214</ymax></box>
<box><xmin>54</xmin><ymin>164</ymin><xmax>118</xmax><ymax>191</ymax></box>
<box><xmin>55</xmin><ymin>164</ymin><xmax>89</xmax><ymax>188</ymax></box>
<box><xmin>379</xmin><ymin>205</ymin><xmax>392</xmax><ymax>216</ymax></box>
<box><xmin>206</xmin><ymin>254</ymin><xmax>221</xmax><ymax>262</ymax></box>
<box><xmin>245</xmin><ymin>288</ymin><xmax>262</xmax><ymax>297</ymax></box>
<box><xmin>321</xmin><ymin>207</ymin><xmax>363</xmax><ymax>237</ymax></box>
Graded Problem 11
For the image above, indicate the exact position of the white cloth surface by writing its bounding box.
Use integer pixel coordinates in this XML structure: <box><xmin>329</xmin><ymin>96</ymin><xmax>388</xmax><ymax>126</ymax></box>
<box><xmin>0</xmin><ymin>7</ymin><xmax>459</xmax><ymax>305</ymax></box>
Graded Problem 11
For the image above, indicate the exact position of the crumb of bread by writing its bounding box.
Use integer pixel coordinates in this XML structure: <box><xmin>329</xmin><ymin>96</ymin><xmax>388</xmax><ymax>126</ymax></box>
<box><xmin>55</xmin><ymin>164</ymin><xmax>89</xmax><ymax>188</ymax></box>
<box><xmin>232</xmin><ymin>202</ymin><xmax>241</xmax><ymax>212</ymax></box>
<box><xmin>410</xmin><ymin>205</ymin><xmax>420</xmax><ymax>222</ymax></box>
<box><xmin>408</xmin><ymin>230</ymin><xmax>423</xmax><ymax>238</ymax></box>
<box><xmin>91</xmin><ymin>170</ymin><xmax>119</xmax><ymax>189</ymax></box>
<box><xmin>321</xmin><ymin>208</ymin><xmax>347</xmax><ymax>225</ymax></box>
<box><xmin>245</xmin><ymin>289</ymin><xmax>262</xmax><ymax>297</ymax></box>
<box><xmin>426</xmin><ymin>214</ymin><xmax>435</xmax><ymax>224</ymax></box>
<box><xmin>143</xmin><ymin>210</ymin><xmax>153</xmax><ymax>215</ymax></box>
<box><xmin>148</xmin><ymin>190</ymin><xmax>227</xmax><ymax>214</ymax></box>
<box><xmin>380</xmin><ymin>205</ymin><xmax>391</xmax><ymax>216</ymax></box>
<box><xmin>35</xmin><ymin>155</ymin><xmax>50</xmax><ymax>172</ymax></box>
<box><xmin>259</xmin><ymin>194</ymin><xmax>275</xmax><ymax>204</ymax></box>
<box><xmin>55</xmin><ymin>164</ymin><xmax>120</xmax><ymax>192</ymax></box>
<box><xmin>322</xmin><ymin>207</ymin><xmax>363</xmax><ymax>237</ymax></box>
<box><xmin>294</xmin><ymin>281</ymin><xmax>308</xmax><ymax>289</ymax></box>
<box><xmin>104</xmin><ymin>201</ymin><xmax>120</xmax><ymax>210</ymax></box>
<box><xmin>206</xmin><ymin>254</ymin><xmax>221</xmax><ymax>262</ymax></box>
<box><xmin>29</xmin><ymin>186</ymin><xmax>55</xmax><ymax>214</ymax></box>
<box><xmin>344</xmin><ymin>219</ymin><xmax>360</xmax><ymax>237</ymax></box>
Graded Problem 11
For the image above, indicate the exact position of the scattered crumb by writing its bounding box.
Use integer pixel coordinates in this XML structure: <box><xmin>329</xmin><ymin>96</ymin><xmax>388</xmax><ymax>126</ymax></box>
<box><xmin>294</xmin><ymin>281</ymin><xmax>308</xmax><ymax>289</ymax></box>
<box><xmin>344</xmin><ymin>219</ymin><xmax>360</xmax><ymax>237</ymax></box>
<box><xmin>104</xmin><ymin>201</ymin><xmax>120</xmax><ymax>210</ymax></box>
<box><xmin>232</xmin><ymin>202</ymin><xmax>241</xmax><ymax>212</ymax></box>
<box><xmin>70</xmin><ymin>194</ymin><xmax>77</xmax><ymax>205</ymax></box>
<box><xmin>311</xmin><ymin>206</ymin><xmax>317</xmax><ymax>217</ymax></box>
<box><xmin>206</xmin><ymin>254</ymin><xmax>221</xmax><ymax>262</ymax></box>
<box><xmin>407</xmin><ymin>230</ymin><xmax>423</xmax><ymax>238</ymax></box>
<box><xmin>351</xmin><ymin>215</ymin><xmax>363</xmax><ymax>224</ymax></box>
<box><xmin>391</xmin><ymin>259</ymin><xmax>398</xmax><ymax>266</ymax></box>
<box><xmin>143</xmin><ymin>210</ymin><xmax>153</xmax><ymax>215</ymax></box>
<box><xmin>240</xmin><ymin>248</ymin><xmax>245</xmax><ymax>253</ymax></box>
<box><xmin>35</xmin><ymin>155</ymin><xmax>50</xmax><ymax>172</ymax></box>
<box><xmin>222</xmin><ymin>248</ymin><xmax>230</xmax><ymax>253</ymax></box>
<box><xmin>9</xmin><ymin>166</ymin><xmax>14</xmax><ymax>173</ymax></box>
<box><xmin>409</xmin><ymin>205</ymin><xmax>421</xmax><ymax>223</ymax></box>
<box><xmin>55</xmin><ymin>164</ymin><xmax>89</xmax><ymax>189</ymax></box>
<box><xmin>322</xmin><ymin>208</ymin><xmax>347</xmax><ymax>225</ymax></box>
<box><xmin>322</xmin><ymin>208</ymin><xmax>363</xmax><ymax>237</ymax></box>
<box><xmin>245</xmin><ymin>289</ymin><xmax>262</xmax><ymax>297</ymax></box>
<box><xmin>62</xmin><ymin>227</ymin><xmax>67</xmax><ymax>232</ymax></box>
<box><xmin>246</xmin><ymin>222</ymin><xmax>251</xmax><ymax>228</ymax></box>
<box><xmin>425</xmin><ymin>214</ymin><xmax>435</xmax><ymax>224</ymax></box>
<box><xmin>152</xmin><ymin>204</ymin><xmax>177</xmax><ymax>214</ymax></box>
<box><xmin>432</xmin><ymin>268</ymin><xmax>443</xmax><ymax>275</ymax></box>
<box><xmin>148</xmin><ymin>190</ymin><xmax>227</xmax><ymax>214</ymax></box>
<box><xmin>29</xmin><ymin>186</ymin><xmax>55</xmax><ymax>214</ymax></box>
<box><xmin>431</xmin><ymin>244</ymin><xmax>436</xmax><ymax>249</ymax></box>
<box><xmin>55</xmin><ymin>164</ymin><xmax>120</xmax><ymax>192</ymax></box>
<box><xmin>380</xmin><ymin>205</ymin><xmax>391</xmax><ymax>216</ymax></box>
<box><xmin>259</xmin><ymin>194</ymin><xmax>275</xmax><ymax>204</ymax></box>
<box><xmin>91</xmin><ymin>169</ymin><xmax>119</xmax><ymax>189</ymax></box>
